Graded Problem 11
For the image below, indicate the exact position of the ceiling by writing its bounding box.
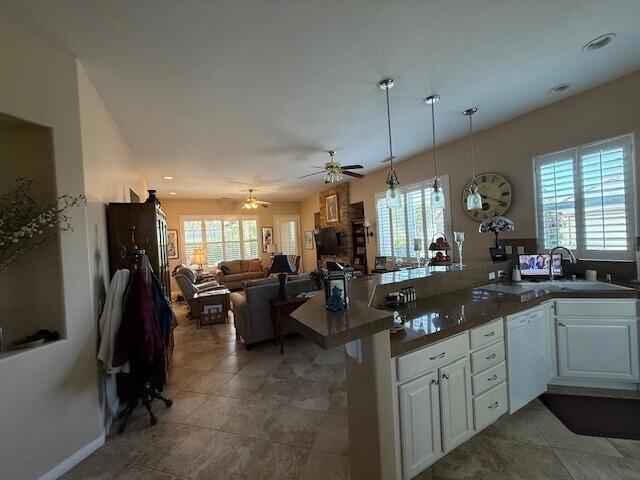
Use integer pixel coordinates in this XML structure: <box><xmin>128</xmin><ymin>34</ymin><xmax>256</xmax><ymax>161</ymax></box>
<box><xmin>3</xmin><ymin>0</ymin><xmax>640</xmax><ymax>201</ymax></box>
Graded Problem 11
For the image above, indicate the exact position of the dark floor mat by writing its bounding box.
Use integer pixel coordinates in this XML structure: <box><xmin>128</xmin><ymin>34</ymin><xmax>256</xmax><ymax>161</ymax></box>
<box><xmin>540</xmin><ymin>393</ymin><xmax>640</xmax><ymax>440</ymax></box>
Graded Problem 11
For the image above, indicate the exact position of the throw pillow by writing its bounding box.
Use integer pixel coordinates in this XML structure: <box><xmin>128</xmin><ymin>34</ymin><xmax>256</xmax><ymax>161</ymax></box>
<box><xmin>220</xmin><ymin>265</ymin><xmax>231</xmax><ymax>275</ymax></box>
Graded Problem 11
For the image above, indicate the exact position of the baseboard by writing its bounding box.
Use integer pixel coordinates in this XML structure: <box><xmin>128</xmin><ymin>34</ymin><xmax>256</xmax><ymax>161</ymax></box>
<box><xmin>38</xmin><ymin>432</ymin><xmax>106</xmax><ymax>480</ymax></box>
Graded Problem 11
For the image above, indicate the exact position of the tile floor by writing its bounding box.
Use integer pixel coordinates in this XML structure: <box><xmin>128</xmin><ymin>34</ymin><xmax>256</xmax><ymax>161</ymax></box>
<box><xmin>62</xmin><ymin>302</ymin><xmax>640</xmax><ymax>480</ymax></box>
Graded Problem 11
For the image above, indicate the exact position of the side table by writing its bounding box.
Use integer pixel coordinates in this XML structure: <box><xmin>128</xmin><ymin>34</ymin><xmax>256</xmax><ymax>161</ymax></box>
<box><xmin>269</xmin><ymin>296</ymin><xmax>309</xmax><ymax>354</ymax></box>
<box><xmin>193</xmin><ymin>288</ymin><xmax>231</xmax><ymax>328</ymax></box>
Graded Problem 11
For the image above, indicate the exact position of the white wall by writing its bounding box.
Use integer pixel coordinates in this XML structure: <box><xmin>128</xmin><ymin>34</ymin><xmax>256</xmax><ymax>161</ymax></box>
<box><xmin>0</xmin><ymin>18</ymin><xmax>146</xmax><ymax>480</ymax></box>
<box><xmin>301</xmin><ymin>70</ymin><xmax>640</xmax><ymax>270</ymax></box>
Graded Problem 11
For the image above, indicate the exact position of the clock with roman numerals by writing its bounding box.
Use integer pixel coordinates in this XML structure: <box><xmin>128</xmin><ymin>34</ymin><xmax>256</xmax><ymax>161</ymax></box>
<box><xmin>462</xmin><ymin>172</ymin><xmax>512</xmax><ymax>221</ymax></box>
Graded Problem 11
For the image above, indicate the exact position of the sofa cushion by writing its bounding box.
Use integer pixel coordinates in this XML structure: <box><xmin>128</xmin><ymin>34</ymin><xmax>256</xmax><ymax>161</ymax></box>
<box><xmin>221</xmin><ymin>260</ymin><xmax>242</xmax><ymax>274</ymax></box>
<box><xmin>248</xmin><ymin>259</ymin><xmax>263</xmax><ymax>272</ymax></box>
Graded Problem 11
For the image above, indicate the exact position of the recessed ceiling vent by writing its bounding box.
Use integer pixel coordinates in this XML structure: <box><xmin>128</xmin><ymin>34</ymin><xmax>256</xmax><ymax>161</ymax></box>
<box><xmin>583</xmin><ymin>33</ymin><xmax>616</xmax><ymax>51</ymax></box>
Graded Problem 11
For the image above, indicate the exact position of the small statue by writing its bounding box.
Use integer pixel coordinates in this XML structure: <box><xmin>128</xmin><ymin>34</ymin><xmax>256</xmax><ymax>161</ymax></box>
<box><xmin>327</xmin><ymin>285</ymin><xmax>346</xmax><ymax>312</ymax></box>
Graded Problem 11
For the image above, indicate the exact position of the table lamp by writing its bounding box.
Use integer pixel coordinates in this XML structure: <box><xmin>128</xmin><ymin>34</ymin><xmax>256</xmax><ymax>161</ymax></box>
<box><xmin>270</xmin><ymin>254</ymin><xmax>296</xmax><ymax>300</ymax></box>
<box><xmin>190</xmin><ymin>247</ymin><xmax>207</xmax><ymax>276</ymax></box>
<box><xmin>479</xmin><ymin>216</ymin><xmax>515</xmax><ymax>261</ymax></box>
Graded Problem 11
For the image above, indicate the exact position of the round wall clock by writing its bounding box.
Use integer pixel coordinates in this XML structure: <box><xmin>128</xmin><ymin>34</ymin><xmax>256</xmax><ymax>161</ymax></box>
<box><xmin>461</xmin><ymin>173</ymin><xmax>512</xmax><ymax>221</ymax></box>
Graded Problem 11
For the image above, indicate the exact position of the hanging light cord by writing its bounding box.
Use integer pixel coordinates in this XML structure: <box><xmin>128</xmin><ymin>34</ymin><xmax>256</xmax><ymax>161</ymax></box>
<box><xmin>386</xmin><ymin>86</ymin><xmax>394</xmax><ymax>168</ymax></box>
<box><xmin>469</xmin><ymin>113</ymin><xmax>476</xmax><ymax>183</ymax></box>
<box><xmin>431</xmin><ymin>101</ymin><xmax>437</xmax><ymax>178</ymax></box>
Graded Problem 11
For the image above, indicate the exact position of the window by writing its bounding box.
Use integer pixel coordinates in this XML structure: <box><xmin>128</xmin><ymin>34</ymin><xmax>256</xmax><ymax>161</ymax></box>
<box><xmin>181</xmin><ymin>216</ymin><xmax>259</xmax><ymax>265</ymax></box>
<box><xmin>376</xmin><ymin>176</ymin><xmax>451</xmax><ymax>259</ymax></box>
<box><xmin>533</xmin><ymin>134</ymin><xmax>636</xmax><ymax>260</ymax></box>
<box><xmin>275</xmin><ymin>215</ymin><xmax>300</xmax><ymax>255</ymax></box>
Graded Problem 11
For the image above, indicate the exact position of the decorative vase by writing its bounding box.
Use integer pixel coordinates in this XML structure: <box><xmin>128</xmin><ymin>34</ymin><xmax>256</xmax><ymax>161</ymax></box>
<box><xmin>145</xmin><ymin>189</ymin><xmax>161</xmax><ymax>207</ymax></box>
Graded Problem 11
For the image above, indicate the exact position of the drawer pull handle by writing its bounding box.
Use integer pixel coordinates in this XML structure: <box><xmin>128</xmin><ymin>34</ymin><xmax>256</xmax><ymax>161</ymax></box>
<box><xmin>430</xmin><ymin>379</ymin><xmax>439</xmax><ymax>386</ymax></box>
<box><xmin>442</xmin><ymin>373</ymin><xmax>450</xmax><ymax>380</ymax></box>
<box><xmin>485</xmin><ymin>353</ymin><xmax>497</xmax><ymax>360</ymax></box>
<box><xmin>484</xmin><ymin>331</ymin><xmax>496</xmax><ymax>337</ymax></box>
<box><xmin>558</xmin><ymin>322</ymin><xmax>567</xmax><ymax>327</ymax></box>
<box><xmin>488</xmin><ymin>374</ymin><xmax>498</xmax><ymax>381</ymax></box>
<box><xmin>488</xmin><ymin>402</ymin><xmax>499</xmax><ymax>409</ymax></box>
<box><xmin>429</xmin><ymin>352</ymin><xmax>446</xmax><ymax>360</ymax></box>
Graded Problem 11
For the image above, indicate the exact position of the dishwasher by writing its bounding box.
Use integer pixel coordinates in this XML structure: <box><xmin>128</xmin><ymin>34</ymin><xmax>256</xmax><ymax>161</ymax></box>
<box><xmin>505</xmin><ymin>305</ymin><xmax>550</xmax><ymax>413</ymax></box>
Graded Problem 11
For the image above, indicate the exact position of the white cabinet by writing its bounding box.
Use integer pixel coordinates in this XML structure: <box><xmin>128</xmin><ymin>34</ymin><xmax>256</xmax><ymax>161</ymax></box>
<box><xmin>398</xmin><ymin>371</ymin><xmax>442</xmax><ymax>479</ymax></box>
<box><xmin>545</xmin><ymin>301</ymin><xmax>557</xmax><ymax>380</ymax></box>
<box><xmin>557</xmin><ymin>317</ymin><xmax>639</xmax><ymax>381</ymax></box>
<box><xmin>439</xmin><ymin>356</ymin><xmax>474</xmax><ymax>452</ymax></box>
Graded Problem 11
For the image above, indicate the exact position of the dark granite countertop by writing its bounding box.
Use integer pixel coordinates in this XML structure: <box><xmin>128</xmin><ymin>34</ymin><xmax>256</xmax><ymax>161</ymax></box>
<box><xmin>389</xmin><ymin>282</ymin><xmax>639</xmax><ymax>357</ymax></box>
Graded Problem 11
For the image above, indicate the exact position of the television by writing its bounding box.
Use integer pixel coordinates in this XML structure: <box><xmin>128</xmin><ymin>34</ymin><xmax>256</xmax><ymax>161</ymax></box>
<box><xmin>314</xmin><ymin>227</ymin><xmax>339</xmax><ymax>255</ymax></box>
<box><xmin>518</xmin><ymin>254</ymin><xmax>562</xmax><ymax>278</ymax></box>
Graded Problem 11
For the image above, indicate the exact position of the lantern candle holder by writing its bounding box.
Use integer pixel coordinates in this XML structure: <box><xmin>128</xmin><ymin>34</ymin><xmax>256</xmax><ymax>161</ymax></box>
<box><xmin>324</xmin><ymin>262</ymin><xmax>349</xmax><ymax>312</ymax></box>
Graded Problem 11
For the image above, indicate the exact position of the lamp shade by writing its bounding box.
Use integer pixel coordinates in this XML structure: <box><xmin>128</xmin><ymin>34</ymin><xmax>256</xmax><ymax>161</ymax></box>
<box><xmin>270</xmin><ymin>254</ymin><xmax>295</xmax><ymax>274</ymax></box>
<box><xmin>190</xmin><ymin>248</ymin><xmax>207</xmax><ymax>266</ymax></box>
<box><xmin>479</xmin><ymin>216</ymin><xmax>515</xmax><ymax>233</ymax></box>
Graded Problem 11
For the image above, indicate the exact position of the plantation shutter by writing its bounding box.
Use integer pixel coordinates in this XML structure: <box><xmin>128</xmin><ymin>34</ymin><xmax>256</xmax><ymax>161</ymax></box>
<box><xmin>277</xmin><ymin>218</ymin><xmax>299</xmax><ymax>255</ymax></box>
<box><xmin>376</xmin><ymin>197</ymin><xmax>393</xmax><ymax>256</ymax></box>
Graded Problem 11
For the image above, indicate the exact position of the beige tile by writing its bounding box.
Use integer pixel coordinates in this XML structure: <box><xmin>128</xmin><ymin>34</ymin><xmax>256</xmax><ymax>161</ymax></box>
<box><xmin>301</xmin><ymin>450</ymin><xmax>350</xmax><ymax>480</ymax></box>
<box><xmin>554</xmin><ymin>447</ymin><xmax>640</xmax><ymax>480</ymax></box>
<box><xmin>609</xmin><ymin>438</ymin><xmax>640</xmax><ymax>461</ymax></box>
<box><xmin>116</xmin><ymin>465</ymin><xmax>174</xmax><ymax>479</ymax></box>
<box><xmin>155</xmin><ymin>389</ymin><xmax>208</xmax><ymax>423</ymax></box>
<box><xmin>328</xmin><ymin>389</ymin><xmax>348</xmax><ymax>415</ymax></box>
<box><xmin>213</xmin><ymin>373</ymin><xmax>266</xmax><ymax>399</ymax></box>
<box><xmin>59</xmin><ymin>452</ymin><xmax>128</xmax><ymax>480</ymax></box>
<box><xmin>313</xmin><ymin>414</ymin><xmax>349</xmax><ymax>456</ymax></box>
<box><xmin>524</xmin><ymin>406</ymin><xmax>623</xmax><ymax>457</ymax></box>
<box><xmin>184</xmin><ymin>395</ymin><xmax>252</xmax><ymax>431</ymax></box>
<box><xmin>217</xmin><ymin>397</ymin><xmax>273</xmax><ymax>439</ymax></box>
<box><xmin>257</xmin><ymin>376</ymin><xmax>334</xmax><ymax>412</ymax></box>
<box><xmin>166</xmin><ymin>366</ymin><xmax>204</xmax><ymax>389</ymax></box>
<box><xmin>237</xmin><ymin>355</ymin><xmax>284</xmax><ymax>377</ymax></box>
<box><xmin>183</xmin><ymin>370</ymin><xmax>234</xmax><ymax>394</ymax></box>
<box><xmin>262</xmin><ymin>405</ymin><xmax>325</xmax><ymax>448</ymax></box>
<box><xmin>484</xmin><ymin>437</ymin><xmax>573</xmax><ymax>479</ymax></box>
<box><xmin>212</xmin><ymin>353</ymin><xmax>251</xmax><ymax>374</ymax></box>
<box><xmin>481</xmin><ymin>408</ymin><xmax>548</xmax><ymax>446</ymax></box>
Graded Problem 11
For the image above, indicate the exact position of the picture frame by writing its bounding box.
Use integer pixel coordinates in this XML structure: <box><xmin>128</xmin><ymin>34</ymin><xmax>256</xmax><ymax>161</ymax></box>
<box><xmin>326</xmin><ymin>194</ymin><xmax>339</xmax><ymax>223</ymax></box>
<box><xmin>167</xmin><ymin>229</ymin><xmax>179</xmax><ymax>259</ymax></box>
<box><xmin>374</xmin><ymin>256</ymin><xmax>387</xmax><ymax>270</ymax></box>
<box><xmin>304</xmin><ymin>231</ymin><xmax>314</xmax><ymax>250</ymax></box>
<box><xmin>262</xmin><ymin>226</ymin><xmax>274</xmax><ymax>253</ymax></box>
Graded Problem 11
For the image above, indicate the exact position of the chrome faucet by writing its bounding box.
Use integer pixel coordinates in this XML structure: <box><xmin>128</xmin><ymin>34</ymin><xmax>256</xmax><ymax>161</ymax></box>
<box><xmin>548</xmin><ymin>246</ymin><xmax>577</xmax><ymax>281</ymax></box>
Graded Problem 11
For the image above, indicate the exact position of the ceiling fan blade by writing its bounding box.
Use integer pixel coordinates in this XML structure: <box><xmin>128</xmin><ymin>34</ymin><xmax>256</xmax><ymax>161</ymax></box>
<box><xmin>255</xmin><ymin>200</ymin><xmax>272</xmax><ymax>205</ymax></box>
<box><xmin>380</xmin><ymin>158</ymin><xmax>391</xmax><ymax>163</ymax></box>
<box><xmin>340</xmin><ymin>165</ymin><xmax>364</xmax><ymax>170</ymax></box>
<box><xmin>298</xmin><ymin>172</ymin><xmax>325</xmax><ymax>179</ymax></box>
<box><xmin>342</xmin><ymin>171</ymin><xmax>365</xmax><ymax>179</ymax></box>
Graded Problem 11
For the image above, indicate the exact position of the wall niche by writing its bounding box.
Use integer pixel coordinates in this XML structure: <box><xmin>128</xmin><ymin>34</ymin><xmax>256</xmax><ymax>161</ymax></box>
<box><xmin>0</xmin><ymin>112</ymin><xmax>65</xmax><ymax>356</ymax></box>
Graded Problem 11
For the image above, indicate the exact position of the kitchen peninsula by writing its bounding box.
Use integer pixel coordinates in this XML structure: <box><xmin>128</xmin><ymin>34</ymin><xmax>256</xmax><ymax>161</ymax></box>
<box><xmin>291</xmin><ymin>262</ymin><xmax>640</xmax><ymax>480</ymax></box>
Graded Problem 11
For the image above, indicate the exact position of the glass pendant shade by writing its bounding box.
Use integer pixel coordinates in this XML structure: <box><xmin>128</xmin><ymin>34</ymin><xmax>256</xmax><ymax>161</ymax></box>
<box><xmin>386</xmin><ymin>185</ymin><xmax>402</xmax><ymax>209</ymax></box>
<box><xmin>466</xmin><ymin>183</ymin><xmax>483</xmax><ymax>210</ymax></box>
<box><xmin>431</xmin><ymin>184</ymin><xmax>445</xmax><ymax>209</ymax></box>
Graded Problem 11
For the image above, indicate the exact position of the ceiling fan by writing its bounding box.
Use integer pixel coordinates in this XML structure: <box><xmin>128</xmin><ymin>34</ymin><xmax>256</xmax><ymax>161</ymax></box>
<box><xmin>241</xmin><ymin>189</ymin><xmax>272</xmax><ymax>209</ymax></box>
<box><xmin>298</xmin><ymin>150</ymin><xmax>365</xmax><ymax>183</ymax></box>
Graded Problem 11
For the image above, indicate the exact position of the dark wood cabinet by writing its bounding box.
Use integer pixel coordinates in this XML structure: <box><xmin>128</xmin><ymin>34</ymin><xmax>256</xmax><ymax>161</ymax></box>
<box><xmin>106</xmin><ymin>202</ymin><xmax>171</xmax><ymax>301</ymax></box>
<box><xmin>351</xmin><ymin>219</ymin><xmax>368</xmax><ymax>274</ymax></box>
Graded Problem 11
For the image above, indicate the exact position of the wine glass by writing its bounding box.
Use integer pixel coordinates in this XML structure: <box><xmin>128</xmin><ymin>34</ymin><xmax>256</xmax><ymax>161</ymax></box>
<box><xmin>453</xmin><ymin>231</ymin><xmax>465</xmax><ymax>267</ymax></box>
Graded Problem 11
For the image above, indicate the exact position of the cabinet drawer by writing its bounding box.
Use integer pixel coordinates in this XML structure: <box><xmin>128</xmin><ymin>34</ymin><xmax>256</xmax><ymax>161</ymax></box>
<box><xmin>397</xmin><ymin>332</ymin><xmax>469</xmax><ymax>383</ymax></box>
<box><xmin>555</xmin><ymin>299</ymin><xmax>637</xmax><ymax>318</ymax></box>
<box><xmin>471</xmin><ymin>341</ymin><xmax>505</xmax><ymax>374</ymax></box>
<box><xmin>470</xmin><ymin>318</ymin><xmax>504</xmax><ymax>350</ymax></box>
<box><xmin>472</xmin><ymin>361</ymin><xmax>507</xmax><ymax>396</ymax></box>
<box><xmin>473</xmin><ymin>382</ymin><xmax>508</xmax><ymax>431</ymax></box>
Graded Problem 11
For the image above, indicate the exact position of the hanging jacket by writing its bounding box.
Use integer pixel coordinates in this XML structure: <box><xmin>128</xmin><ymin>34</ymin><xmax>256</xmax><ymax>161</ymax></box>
<box><xmin>97</xmin><ymin>269</ymin><xmax>131</xmax><ymax>374</ymax></box>
<box><xmin>113</xmin><ymin>268</ymin><xmax>164</xmax><ymax>376</ymax></box>
<box><xmin>149</xmin><ymin>270</ymin><xmax>178</xmax><ymax>346</ymax></box>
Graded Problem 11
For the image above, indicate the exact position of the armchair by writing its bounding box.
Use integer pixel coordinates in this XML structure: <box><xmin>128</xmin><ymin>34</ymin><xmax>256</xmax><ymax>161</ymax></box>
<box><xmin>174</xmin><ymin>272</ymin><xmax>225</xmax><ymax>317</ymax></box>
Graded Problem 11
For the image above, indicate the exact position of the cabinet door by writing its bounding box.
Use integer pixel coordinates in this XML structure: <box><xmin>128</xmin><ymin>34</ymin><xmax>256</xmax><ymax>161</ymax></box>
<box><xmin>439</xmin><ymin>356</ymin><xmax>474</xmax><ymax>452</ymax></box>
<box><xmin>398</xmin><ymin>371</ymin><xmax>442</xmax><ymax>480</ymax></box>
<box><xmin>557</xmin><ymin>318</ymin><xmax>639</xmax><ymax>381</ymax></box>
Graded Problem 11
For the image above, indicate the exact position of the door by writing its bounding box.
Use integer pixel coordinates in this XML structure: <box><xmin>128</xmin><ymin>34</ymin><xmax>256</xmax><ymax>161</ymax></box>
<box><xmin>557</xmin><ymin>317</ymin><xmax>639</xmax><ymax>381</ymax></box>
<box><xmin>439</xmin><ymin>356</ymin><xmax>474</xmax><ymax>452</ymax></box>
<box><xmin>398</xmin><ymin>371</ymin><xmax>442</xmax><ymax>480</ymax></box>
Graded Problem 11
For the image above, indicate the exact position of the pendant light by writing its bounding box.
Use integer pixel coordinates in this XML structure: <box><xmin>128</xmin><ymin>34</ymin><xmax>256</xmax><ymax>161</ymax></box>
<box><xmin>425</xmin><ymin>95</ymin><xmax>445</xmax><ymax>209</ymax></box>
<box><xmin>379</xmin><ymin>78</ymin><xmax>401</xmax><ymax>210</ymax></box>
<box><xmin>464</xmin><ymin>107</ymin><xmax>483</xmax><ymax>210</ymax></box>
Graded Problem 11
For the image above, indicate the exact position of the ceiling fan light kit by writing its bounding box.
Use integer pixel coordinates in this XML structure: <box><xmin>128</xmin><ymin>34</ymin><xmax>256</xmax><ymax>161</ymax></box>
<box><xmin>464</xmin><ymin>107</ymin><xmax>483</xmax><ymax>211</ymax></box>
<box><xmin>241</xmin><ymin>189</ymin><xmax>271</xmax><ymax>209</ymax></box>
<box><xmin>380</xmin><ymin>78</ymin><xmax>402</xmax><ymax>210</ymax></box>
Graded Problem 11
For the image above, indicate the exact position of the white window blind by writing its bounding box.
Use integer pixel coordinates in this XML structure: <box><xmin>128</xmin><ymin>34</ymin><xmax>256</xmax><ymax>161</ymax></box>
<box><xmin>277</xmin><ymin>219</ymin><xmax>299</xmax><ymax>255</ymax></box>
<box><xmin>376</xmin><ymin>176</ymin><xmax>451</xmax><ymax>259</ymax></box>
<box><xmin>534</xmin><ymin>134</ymin><xmax>636</xmax><ymax>260</ymax></box>
<box><xmin>181</xmin><ymin>216</ymin><xmax>260</xmax><ymax>265</ymax></box>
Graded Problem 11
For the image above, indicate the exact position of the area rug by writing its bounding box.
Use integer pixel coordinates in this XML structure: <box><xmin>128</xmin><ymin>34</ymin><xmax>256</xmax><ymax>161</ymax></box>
<box><xmin>540</xmin><ymin>393</ymin><xmax>640</xmax><ymax>440</ymax></box>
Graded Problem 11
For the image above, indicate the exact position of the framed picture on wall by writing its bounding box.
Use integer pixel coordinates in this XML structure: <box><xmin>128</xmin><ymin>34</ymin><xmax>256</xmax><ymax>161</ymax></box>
<box><xmin>304</xmin><ymin>231</ymin><xmax>314</xmax><ymax>250</ymax></box>
<box><xmin>262</xmin><ymin>226</ymin><xmax>273</xmax><ymax>253</ymax></box>
<box><xmin>374</xmin><ymin>256</ymin><xmax>387</xmax><ymax>270</ymax></box>
<box><xmin>326</xmin><ymin>194</ymin><xmax>339</xmax><ymax>223</ymax></box>
<box><xmin>167</xmin><ymin>229</ymin><xmax>179</xmax><ymax>259</ymax></box>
